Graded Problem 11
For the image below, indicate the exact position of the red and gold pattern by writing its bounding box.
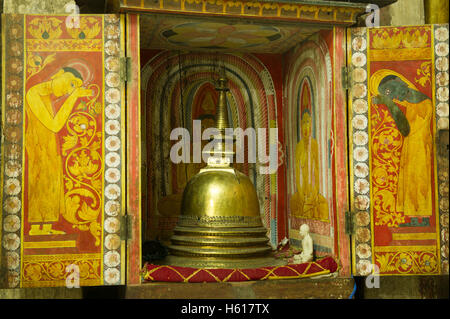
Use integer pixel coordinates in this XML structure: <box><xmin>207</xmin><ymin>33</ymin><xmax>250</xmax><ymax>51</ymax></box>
<box><xmin>1</xmin><ymin>14</ymin><xmax>125</xmax><ymax>288</ymax></box>
<box><xmin>21</xmin><ymin>254</ymin><xmax>101</xmax><ymax>287</ymax></box>
<box><xmin>366</xmin><ymin>26</ymin><xmax>440</xmax><ymax>275</ymax></box>
<box><xmin>120</xmin><ymin>0</ymin><xmax>364</xmax><ymax>25</ymax></box>
<box><xmin>370</xmin><ymin>27</ymin><xmax>431</xmax><ymax>50</ymax></box>
<box><xmin>142</xmin><ymin>257</ymin><xmax>338</xmax><ymax>283</ymax></box>
<box><xmin>369</xmin><ymin>27</ymin><xmax>433</xmax><ymax>62</ymax></box>
<box><xmin>26</xmin><ymin>16</ymin><xmax>103</xmax><ymax>52</ymax></box>
<box><xmin>370</xmin><ymin>105</ymin><xmax>405</xmax><ymax>228</ymax></box>
<box><xmin>375</xmin><ymin>249</ymin><xmax>438</xmax><ymax>274</ymax></box>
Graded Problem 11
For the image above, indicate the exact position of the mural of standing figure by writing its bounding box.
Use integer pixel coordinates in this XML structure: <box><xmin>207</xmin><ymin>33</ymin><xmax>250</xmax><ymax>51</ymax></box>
<box><xmin>371</xmin><ymin>70</ymin><xmax>433</xmax><ymax>226</ymax></box>
<box><xmin>290</xmin><ymin>110</ymin><xmax>329</xmax><ymax>221</ymax></box>
<box><xmin>25</xmin><ymin>67</ymin><xmax>93</xmax><ymax>235</ymax></box>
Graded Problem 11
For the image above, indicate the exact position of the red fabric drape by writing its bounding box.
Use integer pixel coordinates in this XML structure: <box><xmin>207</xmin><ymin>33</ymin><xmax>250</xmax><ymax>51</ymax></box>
<box><xmin>142</xmin><ymin>256</ymin><xmax>338</xmax><ymax>283</ymax></box>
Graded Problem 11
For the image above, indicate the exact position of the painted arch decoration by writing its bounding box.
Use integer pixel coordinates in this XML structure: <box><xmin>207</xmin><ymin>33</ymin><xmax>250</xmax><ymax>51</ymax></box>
<box><xmin>141</xmin><ymin>51</ymin><xmax>283</xmax><ymax>245</ymax></box>
<box><xmin>284</xmin><ymin>33</ymin><xmax>337</xmax><ymax>259</ymax></box>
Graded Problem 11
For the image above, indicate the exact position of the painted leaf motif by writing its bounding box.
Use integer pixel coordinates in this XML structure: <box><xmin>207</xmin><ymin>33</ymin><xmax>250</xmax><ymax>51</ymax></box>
<box><xmin>79</xmin><ymin>202</ymin><xmax>100</xmax><ymax>221</ymax></box>
<box><xmin>377</xmin><ymin>254</ymin><xmax>391</xmax><ymax>272</ymax></box>
<box><xmin>91</xmin><ymin>179</ymin><xmax>102</xmax><ymax>192</ymax></box>
<box><xmin>63</xmin><ymin>195</ymin><xmax>82</xmax><ymax>225</ymax></box>
<box><xmin>64</xmin><ymin>176</ymin><xmax>74</xmax><ymax>191</ymax></box>
<box><xmin>62</xmin><ymin>135</ymin><xmax>78</xmax><ymax>155</ymax></box>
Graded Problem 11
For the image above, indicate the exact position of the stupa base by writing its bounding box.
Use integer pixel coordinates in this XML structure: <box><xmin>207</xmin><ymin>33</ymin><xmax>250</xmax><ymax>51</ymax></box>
<box><xmin>158</xmin><ymin>253</ymin><xmax>287</xmax><ymax>269</ymax></box>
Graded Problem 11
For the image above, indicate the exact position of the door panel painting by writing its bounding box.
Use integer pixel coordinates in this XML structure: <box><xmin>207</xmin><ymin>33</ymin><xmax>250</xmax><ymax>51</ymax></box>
<box><xmin>349</xmin><ymin>25</ymin><xmax>449</xmax><ymax>275</ymax></box>
<box><xmin>1</xmin><ymin>14</ymin><xmax>126</xmax><ymax>288</ymax></box>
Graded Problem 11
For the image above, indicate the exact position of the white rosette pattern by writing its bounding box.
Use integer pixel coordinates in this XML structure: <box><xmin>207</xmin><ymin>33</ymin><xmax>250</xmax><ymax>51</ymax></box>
<box><xmin>434</xmin><ymin>25</ymin><xmax>450</xmax><ymax>274</ymax></box>
<box><xmin>350</xmin><ymin>28</ymin><xmax>373</xmax><ymax>275</ymax></box>
<box><xmin>103</xmin><ymin>14</ymin><xmax>123</xmax><ymax>285</ymax></box>
<box><xmin>1</xmin><ymin>15</ymin><xmax>24</xmax><ymax>288</ymax></box>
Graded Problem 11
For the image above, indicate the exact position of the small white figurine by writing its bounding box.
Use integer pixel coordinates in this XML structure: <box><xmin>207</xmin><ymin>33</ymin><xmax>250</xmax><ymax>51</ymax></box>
<box><xmin>293</xmin><ymin>224</ymin><xmax>313</xmax><ymax>264</ymax></box>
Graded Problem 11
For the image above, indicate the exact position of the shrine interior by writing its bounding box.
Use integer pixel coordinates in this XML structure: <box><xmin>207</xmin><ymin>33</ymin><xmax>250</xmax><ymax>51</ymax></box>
<box><xmin>138</xmin><ymin>12</ymin><xmax>347</xmax><ymax>267</ymax></box>
<box><xmin>0</xmin><ymin>0</ymin><xmax>448</xmax><ymax>299</ymax></box>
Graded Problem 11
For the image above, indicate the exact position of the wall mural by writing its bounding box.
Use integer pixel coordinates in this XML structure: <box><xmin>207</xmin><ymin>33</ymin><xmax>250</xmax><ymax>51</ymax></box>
<box><xmin>349</xmin><ymin>25</ymin><xmax>449</xmax><ymax>275</ymax></box>
<box><xmin>290</xmin><ymin>80</ymin><xmax>329</xmax><ymax>222</ymax></box>
<box><xmin>141</xmin><ymin>51</ymin><xmax>285</xmax><ymax>245</ymax></box>
<box><xmin>1</xmin><ymin>14</ymin><xmax>125</xmax><ymax>288</ymax></box>
<box><xmin>161</xmin><ymin>22</ymin><xmax>282</xmax><ymax>50</ymax></box>
<box><xmin>284</xmin><ymin>32</ymin><xmax>337</xmax><ymax>258</ymax></box>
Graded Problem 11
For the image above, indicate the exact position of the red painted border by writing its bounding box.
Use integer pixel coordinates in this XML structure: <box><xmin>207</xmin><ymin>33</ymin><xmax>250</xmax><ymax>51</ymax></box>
<box><xmin>126</xmin><ymin>13</ymin><xmax>142</xmax><ymax>285</ymax></box>
<box><xmin>333</xmin><ymin>27</ymin><xmax>351</xmax><ymax>276</ymax></box>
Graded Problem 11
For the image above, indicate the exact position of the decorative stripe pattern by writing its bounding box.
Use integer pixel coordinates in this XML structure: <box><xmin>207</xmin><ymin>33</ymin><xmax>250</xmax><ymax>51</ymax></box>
<box><xmin>1</xmin><ymin>14</ymin><xmax>24</xmax><ymax>288</ymax></box>
<box><xmin>349</xmin><ymin>27</ymin><xmax>373</xmax><ymax>276</ymax></box>
<box><xmin>121</xmin><ymin>0</ymin><xmax>365</xmax><ymax>25</ymax></box>
<box><xmin>434</xmin><ymin>24</ymin><xmax>449</xmax><ymax>274</ymax></box>
<box><xmin>102</xmin><ymin>14</ymin><xmax>123</xmax><ymax>285</ymax></box>
<box><xmin>142</xmin><ymin>256</ymin><xmax>338</xmax><ymax>283</ymax></box>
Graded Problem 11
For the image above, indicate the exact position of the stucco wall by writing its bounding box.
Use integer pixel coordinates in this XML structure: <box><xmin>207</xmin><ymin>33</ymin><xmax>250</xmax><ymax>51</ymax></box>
<box><xmin>3</xmin><ymin>0</ymin><xmax>76</xmax><ymax>14</ymax></box>
<box><xmin>380</xmin><ymin>0</ymin><xmax>425</xmax><ymax>26</ymax></box>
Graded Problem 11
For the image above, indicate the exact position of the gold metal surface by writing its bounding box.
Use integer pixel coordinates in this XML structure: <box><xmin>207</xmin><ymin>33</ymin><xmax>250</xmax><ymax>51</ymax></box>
<box><xmin>162</xmin><ymin>72</ymin><xmax>280</xmax><ymax>268</ymax></box>
<box><xmin>424</xmin><ymin>0</ymin><xmax>449</xmax><ymax>24</ymax></box>
<box><xmin>161</xmin><ymin>254</ymin><xmax>286</xmax><ymax>269</ymax></box>
<box><xmin>181</xmin><ymin>170</ymin><xmax>261</xmax><ymax>219</ymax></box>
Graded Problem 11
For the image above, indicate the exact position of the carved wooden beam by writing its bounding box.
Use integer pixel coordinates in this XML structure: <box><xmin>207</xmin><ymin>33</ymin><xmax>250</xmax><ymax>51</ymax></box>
<box><xmin>114</xmin><ymin>0</ymin><xmax>372</xmax><ymax>26</ymax></box>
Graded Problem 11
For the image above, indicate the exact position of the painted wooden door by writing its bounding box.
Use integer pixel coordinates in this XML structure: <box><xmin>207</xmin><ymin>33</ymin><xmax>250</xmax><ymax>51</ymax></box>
<box><xmin>348</xmin><ymin>24</ymin><xmax>449</xmax><ymax>276</ymax></box>
<box><xmin>0</xmin><ymin>14</ymin><xmax>127</xmax><ymax>288</ymax></box>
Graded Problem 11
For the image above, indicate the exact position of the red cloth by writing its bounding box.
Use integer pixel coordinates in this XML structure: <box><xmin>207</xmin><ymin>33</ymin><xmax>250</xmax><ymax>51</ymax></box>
<box><xmin>142</xmin><ymin>256</ymin><xmax>338</xmax><ymax>283</ymax></box>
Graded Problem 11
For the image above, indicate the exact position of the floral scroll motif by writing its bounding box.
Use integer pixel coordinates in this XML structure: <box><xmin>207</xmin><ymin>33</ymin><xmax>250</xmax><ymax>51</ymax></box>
<box><xmin>415</xmin><ymin>61</ymin><xmax>432</xmax><ymax>87</ymax></box>
<box><xmin>27</xmin><ymin>16</ymin><xmax>63</xmax><ymax>40</ymax></box>
<box><xmin>376</xmin><ymin>251</ymin><xmax>438</xmax><ymax>274</ymax></box>
<box><xmin>62</xmin><ymin>85</ymin><xmax>103</xmax><ymax>246</ymax></box>
<box><xmin>26</xmin><ymin>53</ymin><xmax>56</xmax><ymax>80</ymax></box>
<box><xmin>66</xmin><ymin>17</ymin><xmax>102</xmax><ymax>40</ymax></box>
<box><xmin>370</xmin><ymin>27</ymin><xmax>430</xmax><ymax>50</ymax></box>
<box><xmin>22</xmin><ymin>256</ymin><xmax>101</xmax><ymax>287</ymax></box>
<box><xmin>370</xmin><ymin>107</ymin><xmax>405</xmax><ymax>227</ymax></box>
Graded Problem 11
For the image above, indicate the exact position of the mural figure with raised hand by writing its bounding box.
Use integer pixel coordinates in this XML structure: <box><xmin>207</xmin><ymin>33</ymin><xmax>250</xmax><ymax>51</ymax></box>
<box><xmin>26</xmin><ymin>67</ymin><xmax>93</xmax><ymax>235</ymax></box>
<box><xmin>371</xmin><ymin>70</ymin><xmax>433</xmax><ymax>227</ymax></box>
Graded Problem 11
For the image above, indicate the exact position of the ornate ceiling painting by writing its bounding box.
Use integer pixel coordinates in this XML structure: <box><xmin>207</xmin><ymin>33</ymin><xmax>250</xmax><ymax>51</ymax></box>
<box><xmin>139</xmin><ymin>14</ymin><xmax>320</xmax><ymax>53</ymax></box>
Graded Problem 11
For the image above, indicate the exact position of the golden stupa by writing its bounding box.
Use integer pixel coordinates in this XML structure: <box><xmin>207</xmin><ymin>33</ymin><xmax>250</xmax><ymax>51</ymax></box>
<box><xmin>163</xmin><ymin>72</ymin><xmax>283</xmax><ymax>269</ymax></box>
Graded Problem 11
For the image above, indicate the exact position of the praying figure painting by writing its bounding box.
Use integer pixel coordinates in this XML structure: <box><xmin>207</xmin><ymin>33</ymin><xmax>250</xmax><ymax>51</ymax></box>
<box><xmin>370</xmin><ymin>69</ymin><xmax>433</xmax><ymax>224</ymax></box>
<box><xmin>1</xmin><ymin>14</ymin><xmax>125</xmax><ymax>288</ymax></box>
<box><xmin>23</xmin><ymin>18</ymin><xmax>105</xmax><ymax>249</ymax></box>
<box><xmin>349</xmin><ymin>25</ymin><xmax>448</xmax><ymax>276</ymax></box>
<box><xmin>25</xmin><ymin>65</ymin><xmax>95</xmax><ymax>235</ymax></box>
